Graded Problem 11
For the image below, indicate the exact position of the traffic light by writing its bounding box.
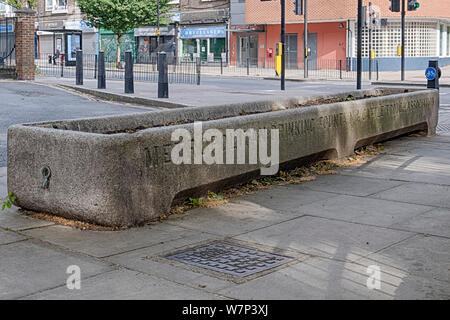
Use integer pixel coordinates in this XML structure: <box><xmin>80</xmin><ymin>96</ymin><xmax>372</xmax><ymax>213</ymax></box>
<box><xmin>293</xmin><ymin>0</ymin><xmax>303</xmax><ymax>15</ymax></box>
<box><xmin>389</xmin><ymin>0</ymin><xmax>400</xmax><ymax>12</ymax></box>
<box><xmin>369</xmin><ymin>5</ymin><xmax>381</xmax><ymax>28</ymax></box>
<box><xmin>408</xmin><ymin>0</ymin><xmax>420</xmax><ymax>11</ymax></box>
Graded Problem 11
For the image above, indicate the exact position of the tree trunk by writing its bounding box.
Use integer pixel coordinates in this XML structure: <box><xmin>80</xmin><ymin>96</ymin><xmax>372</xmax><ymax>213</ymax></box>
<box><xmin>116</xmin><ymin>34</ymin><xmax>122</xmax><ymax>68</ymax></box>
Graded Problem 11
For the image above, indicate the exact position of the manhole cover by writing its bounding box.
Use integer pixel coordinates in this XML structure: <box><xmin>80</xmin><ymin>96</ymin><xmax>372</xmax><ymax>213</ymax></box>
<box><xmin>164</xmin><ymin>240</ymin><xmax>294</xmax><ymax>277</ymax></box>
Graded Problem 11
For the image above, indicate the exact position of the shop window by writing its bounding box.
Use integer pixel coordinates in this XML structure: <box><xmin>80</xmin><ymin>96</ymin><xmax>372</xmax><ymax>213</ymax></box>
<box><xmin>210</xmin><ymin>38</ymin><xmax>225</xmax><ymax>59</ymax></box>
<box><xmin>440</xmin><ymin>25</ymin><xmax>444</xmax><ymax>56</ymax></box>
<box><xmin>182</xmin><ymin>39</ymin><xmax>197</xmax><ymax>61</ymax></box>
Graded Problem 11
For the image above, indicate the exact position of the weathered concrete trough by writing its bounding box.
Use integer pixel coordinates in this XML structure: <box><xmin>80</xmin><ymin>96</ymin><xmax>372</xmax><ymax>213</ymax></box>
<box><xmin>8</xmin><ymin>88</ymin><xmax>439</xmax><ymax>227</ymax></box>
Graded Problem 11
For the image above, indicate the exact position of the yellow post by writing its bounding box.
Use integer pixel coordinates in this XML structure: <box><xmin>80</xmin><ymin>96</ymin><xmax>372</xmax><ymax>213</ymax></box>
<box><xmin>397</xmin><ymin>45</ymin><xmax>402</xmax><ymax>57</ymax></box>
<box><xmin>275</xmin><ymin>42</ymin><xmax>283</xmax><ymax>76</ymax></box>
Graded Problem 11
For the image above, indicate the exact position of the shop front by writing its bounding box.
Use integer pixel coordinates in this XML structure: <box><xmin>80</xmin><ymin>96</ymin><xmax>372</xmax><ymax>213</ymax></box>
<box><xmin>36</xmin><ymin>20</ymin><xmax>83</xmax><ymax>66</ymax></box>
<box><xmin>180</xmin><ymin>26</ymin><xmax>226</xmax><ymax>62</ymax></box>
<box><xmin>134</xmin><ymin>25</ymin><xmax>176</xmax><ymax>64</ymax></box>
<box><xmin>230</xmin><ymin>25</ymin><xmax>266</xmax><ymax>67</ymax></box>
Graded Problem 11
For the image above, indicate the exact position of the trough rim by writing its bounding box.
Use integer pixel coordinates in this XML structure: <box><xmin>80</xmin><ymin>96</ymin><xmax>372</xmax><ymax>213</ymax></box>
<box><xmin>10</xmin><ymin>87</ymin><xmax>433</xmax><ymax>138</ymax></box>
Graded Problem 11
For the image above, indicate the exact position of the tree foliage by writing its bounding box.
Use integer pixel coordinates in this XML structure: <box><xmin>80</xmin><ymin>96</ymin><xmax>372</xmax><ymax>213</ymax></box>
<box><xmin>6</xmin><ymin>0</ymin><xmax>38</xmax><ymax>9</ymax></box>
<box><xmin>77</xmin><ymin>0</ymin><xmax>173</xmax><ymax>37</ymax></box>
<box><xmin>77</xmin><ymin>0</ymin><xmax>173</xmax><ymax>63</ymax></box>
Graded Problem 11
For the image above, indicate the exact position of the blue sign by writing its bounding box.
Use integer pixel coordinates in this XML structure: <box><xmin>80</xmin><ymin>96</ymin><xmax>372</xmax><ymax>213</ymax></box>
<box><xmin>180</xmin><ymin>26</ymin><xmax>226</xmax><ymax>39</ymax></box>
<box><xmin>0</xmin><ymin>24</ymin><xmax>14</xmax><ymax>33</ymax></box>
<box><xmin>425</xmin><ymin>67</ymin><xmax>437</xmax><ymax>81</ymax></box>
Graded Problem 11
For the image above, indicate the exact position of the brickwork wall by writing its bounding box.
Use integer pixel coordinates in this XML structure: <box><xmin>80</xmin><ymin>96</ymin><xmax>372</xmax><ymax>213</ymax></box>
<box><xmin>246</xmin><ymin>0</ymin><xmax>450</xmax><ymax>24</ymax></box>
<box><xmin>15</xmin><ymin>9</ymin><xmax>36</xmax><ymax>80</ymax></box>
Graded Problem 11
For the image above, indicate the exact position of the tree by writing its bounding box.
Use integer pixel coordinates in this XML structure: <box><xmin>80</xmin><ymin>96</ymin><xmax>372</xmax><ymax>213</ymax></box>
<box><xmin>77</xmin><ymin>0</ymin><xmax>172</xmax><ymax>65</ymax></box>
<box><xmin>6</xmin><ymin>0</ymin><xmax>37</xmax><ymax>9</ymax></box>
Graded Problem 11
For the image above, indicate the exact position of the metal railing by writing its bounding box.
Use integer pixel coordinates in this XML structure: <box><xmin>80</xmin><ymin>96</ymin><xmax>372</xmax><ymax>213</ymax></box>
<box><xmin>0</xmin><ymin>16</ymin><xmax>16</xmax><ymax>78</ymax></box>
<box><xmin>35</xmin><ymin>52</ymin><xmax>198</xmax><ymax>85</ymax></box>
<box><xmin>188</xmin><ymin>56</ymin><xmax>378</xmax><ymax>81</ymax></box>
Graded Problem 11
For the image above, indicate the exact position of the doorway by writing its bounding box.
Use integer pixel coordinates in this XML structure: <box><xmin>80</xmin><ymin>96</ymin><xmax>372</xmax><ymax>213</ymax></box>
<box><xmin>286</xmin><ymin>34</ymin><xmax>298</xmax><ymax>69</ymax></box>
<box><xmin>307</xmin><ymin>33</ymin><xmax>318</xmax><ymax>70</ymax></box>
<box><xmin>238</xmin><ymin>35</ymin><xmax>258</xmax><ymax>67</ymax></box>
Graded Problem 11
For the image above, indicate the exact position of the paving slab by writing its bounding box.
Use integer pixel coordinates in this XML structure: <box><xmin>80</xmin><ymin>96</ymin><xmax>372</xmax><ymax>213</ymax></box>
<box><xmin>370</xmin><ymin>183</ymin><xmax>450</xmax><ymax>208</ymax></box>
<box><xmin>356</xmin><ymin>234</ymin><xmax>450</xmax><ymax>283</ymax></box>
<box><xmin>235</xmin><ymin>216</ymin><xmax>414</xmax><ymax>262</ymax></box>
<box><xmin>166</xmin><ymin>200</ymin><xmax>301</xmax><ymax>236</ymax></box>
<box><xmin>0</xmin><ymin>211</ymin><xmax>55</xmax><ymax>231</ymax></box>
<box><xmin>218</xmin><ymin>257</ymin><xmax>450</xmax><ymax>299</ymax></box>
<box><xmin>391</xmin><ymin>208</ymin><xmax>450</xmax><ymax>237</ymax></box>
<box><xmin>24</xmin><ymin>269</ymin><xmax>222</xmax><ymax>300</ymax></box>
<box><xmin>106</xmin><ymin>235</ymin><xmax>234</xmax><ymax>293</ymax></box>
<box><xmin>295</xmin><ymin>195</ymin><xmax>433</xmax><ymax>228</ymax></box>
<box><xmin>234</xmin><ymin>186</ymin><xmax>338</xmax><ymax>212</ymax></box>
<box><xmin>0</xmin><ymin>228</ymin><xmax>27</xmax><ymax>245</ymax></box>
<box><xmin>382</xmin><ymin>143</ymin><xmax>450</xmax><ymax>157</ymax></box>
<box><xmin>237</xmin><ymin>216</ymin><xmax>413</xmax><ymax>261</ymax></box>
<box><xmin>291</xmin><ymin>174</ymin><xmax>405</xmax><ymax>197</ymax></box>
<box><xmin>21</xmin><ymin>223</ymin><xmax>214</xmax><ymax>258</ymax></box>
<box><xmin>341</xmin><ymin>154</ymin><xmax>450</xmax><ymax>186</ymax></box>
<box><xmin>0</xmin><ymin>240</ymin><xmax>113</xmax><ymax>299</ymax></box>
<box><xmin>0</xmin><ymin>173</ymin><xmax>54</xmax><ymax>231</ymax></box>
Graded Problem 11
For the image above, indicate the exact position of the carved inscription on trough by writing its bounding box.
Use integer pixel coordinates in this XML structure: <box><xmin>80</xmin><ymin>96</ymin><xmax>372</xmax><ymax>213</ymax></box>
<box><xmin>143</xmin><ymin>97</ymin><xmax>430</xmax><ymax>169</ymax></box>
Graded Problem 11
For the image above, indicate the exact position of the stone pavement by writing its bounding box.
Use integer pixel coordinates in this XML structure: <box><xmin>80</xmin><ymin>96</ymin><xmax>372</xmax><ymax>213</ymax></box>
<box><xmin>1</xmin><ymin>101</ymin><xmax>449</xmax><ymax>300</ymax></box>
<box><xmin>375</xmin><ymin>64</ymin><xmax>450</xmax><ymax>85</ymax></box>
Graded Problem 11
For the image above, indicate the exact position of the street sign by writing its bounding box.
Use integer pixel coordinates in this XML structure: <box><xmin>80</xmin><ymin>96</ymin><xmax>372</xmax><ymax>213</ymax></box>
<box><xmin>155</xmin><ymin>29</ymin><xmax>160</xmax><ymax>36</ymax></box>
<box><xmin>425</xmin><ymin>67</ymin><xmax>437</xmax><ymax>81</ymax></box>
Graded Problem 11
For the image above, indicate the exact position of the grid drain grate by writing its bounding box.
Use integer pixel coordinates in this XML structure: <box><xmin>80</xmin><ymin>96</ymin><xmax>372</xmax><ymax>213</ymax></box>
<box><xmin>164</xmin><ymin>240</ymin><xmax>295</xmax><ymax>277</ymax></box>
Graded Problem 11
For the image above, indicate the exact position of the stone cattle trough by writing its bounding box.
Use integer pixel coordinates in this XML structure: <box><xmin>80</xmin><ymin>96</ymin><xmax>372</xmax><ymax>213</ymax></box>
<box><xmin>8</xmin><ymin>88</ymin><xmax>439</xmax><ymax>227</ymax></box>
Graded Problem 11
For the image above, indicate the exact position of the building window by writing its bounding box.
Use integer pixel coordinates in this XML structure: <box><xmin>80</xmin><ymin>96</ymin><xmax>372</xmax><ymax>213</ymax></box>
<box><xmin>357</xmin><ymin>21</ymin><xmax>437</xmax><ymax>58</ymax></box>
<box><xmin>447</xmin><ymin>26</ymin><xmax>450</xmax><ymax>56</ymax></box>
<box><xmin>55</xmin><ymin>0</ymin><xmax>68</xmax><ymax>10</ymax></box>
<box><xmin>45</xmin><ymin>0</ymin><xmax>53</xmax><ymax>11</ymax></box>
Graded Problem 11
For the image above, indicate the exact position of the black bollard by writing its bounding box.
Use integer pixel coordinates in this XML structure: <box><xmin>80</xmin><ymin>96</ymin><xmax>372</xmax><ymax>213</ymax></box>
<box><xmin>124</xmin><ymin>51</ymin><xmax>134</xmax><ymax>94</ymax></box>
<box><xmin>196</xmin><ymin>57</ymin><xmax>201</xmax><ymax>86</ymax></box>
<box><xmin>76</xmin><ymin>50</ymin><xmax>83</xmax><ymax>85</ymax></box>
<box><xmin>426</xmin><ymin>60</ymin><xmax>440</xmax><ymax>90</ymax></box>
<box><xmin>98</xmin><ymin>51</ymin><xmax>106</xmax><ymax>89</ymax></box>
<box><xmin>158</xmin><ymin>52</ymin><xmax>169</xmax><ymax>98</ymax></box>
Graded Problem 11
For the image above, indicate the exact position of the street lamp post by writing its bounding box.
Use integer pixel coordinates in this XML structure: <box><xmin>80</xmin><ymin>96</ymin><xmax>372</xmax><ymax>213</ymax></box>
<box><xmin>357</xmin><ymin>0</ymin><xmax>363</xmax><ymax>90</ymax></box>
<box><xmin>157</xmin><ymin>0</ymin><xmax>160</xmax><ymax>47</ymax></box>
<box><xmin>304</xmin><ymin>0</ymin><xmax>308</xmax><ymax>79</ymax></box>
<box><xmin>401</xmin><ymin>0</ymin><xmax>405</xmax><ymax>81</ymax></box>
<box><xmin>281</xmin><ymin>0</ymin><xmax>286</xmax><ymax>90</ymax></box>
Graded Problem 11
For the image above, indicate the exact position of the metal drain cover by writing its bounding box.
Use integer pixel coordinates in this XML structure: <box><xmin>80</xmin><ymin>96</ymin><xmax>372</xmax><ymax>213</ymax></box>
<box><xmin>164</xmin><ymin>240</ymin><xmax>294</xmax><ymax>277</ymax></box>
